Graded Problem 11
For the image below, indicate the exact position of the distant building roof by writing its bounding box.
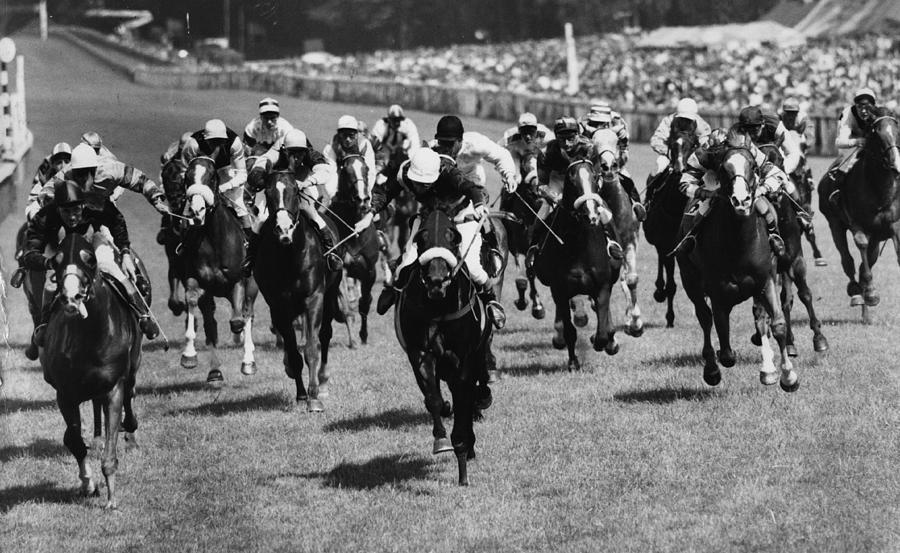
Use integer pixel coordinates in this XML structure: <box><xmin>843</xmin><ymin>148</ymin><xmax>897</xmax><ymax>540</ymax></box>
<box><xmin>761</xmin><ymin>0</ymin><xmax>818</xmax><ymax>27</ymax></box>
<box><xmin>637</xmin><ymin>21</ymin><xmax>806</xmax><ymax>48</ymax></box>
<box><xmin>764</xmin><ymin>0</ymin><xmax>900</xmax><ymax>36</ymax></box>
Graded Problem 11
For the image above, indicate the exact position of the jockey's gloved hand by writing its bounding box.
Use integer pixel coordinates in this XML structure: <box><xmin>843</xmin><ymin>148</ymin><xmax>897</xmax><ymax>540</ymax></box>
<box><xmin>120</xmin><ymin>248</ymin><xmax>138</xmax><ymax>281</ymax></box>
<box><xmin>354</xmin><ymin>211</ymin><xmax>374</xmax><ymax>235</ymax></box>
<box><xmin>475</xmin><ymin>204</ymin><xmax>490</xmax><ymax>220</ymax></box>
<box><xmin>375</xmin><ymin>173</ymin><xmax>388</xmax><ymax>186</ymax></box>
<box><xmin>153</xmin><ymin>196</ymin><xmax>171</xmax><ymax>214</ymax></box>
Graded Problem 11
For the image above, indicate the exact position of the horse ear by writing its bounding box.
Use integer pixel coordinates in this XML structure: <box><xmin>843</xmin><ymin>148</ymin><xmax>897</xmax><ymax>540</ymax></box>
<box><xmin>54</xmin><ymin>251</ymin><xmax>64</xmax><ymax>268</ymax></box>
<box><xmin>79</xmin><ymin>249</ymin><xmax>96</xmax><ymax>267</ymax></box>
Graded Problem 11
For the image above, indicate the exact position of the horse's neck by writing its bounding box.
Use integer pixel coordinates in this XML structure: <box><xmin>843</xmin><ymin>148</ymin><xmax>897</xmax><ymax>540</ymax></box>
<box><xmin>54</xmin><ymin>280</ymin><xmax>117</xmax><ymax>354</ymax></box>
<box><xmin>860</xmin><ymin>151</ymin><xmax>900</xmax><ymax>207</ymax></box>
<box><xmin>601</xmin><ymin>177</ymin><xmax>628</xmax><ymax>209</ymax></box>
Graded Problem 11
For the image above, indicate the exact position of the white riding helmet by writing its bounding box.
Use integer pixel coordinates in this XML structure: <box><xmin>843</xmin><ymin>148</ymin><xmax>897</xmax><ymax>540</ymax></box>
<box><xmin>518</xmin><ymin>112</ymin><xmax>538</xmax><ymax>128</ymax></box>
<box><xmin>204</xmin><ymin>119</ymin><xmax>228</xmax><ymax>140</ymax></box>
<box><xmin>258</xmin><ymin>97</ymin><xmax>280</xmax><ymax>115</ymax></box>
<box><xmin>81</xmin><ymin>131</ymin><xmax>103</xmax><ymax>150</ymax></box>
<box><xmin>337</xmin><ymin>115</ymin><xmax>359</xmax><ymax>131</ymax></box>
<box><xmin>283</xmin><ymin>129</ymin><xmax>308</xmax><ymax>149</ymax></box>
<box><xmin>588</xmin><ymin>105</ymin><xmax>613</xmax><ymax>124</ymax></box>
<box><xmin>70</xmin><ymin>143</ymin><xmax>99</xmax><ymax>170</ymax></box>
<box><xmin>388</xmin><ymin>104</ymin><xmax>404</xmax><ymax>119</ymax></box>
<box><xmin>51</xmin><ymin>142</ymin><xmax>73</xmax><ymax>157</ymax></box>
<box><xmin>407</xmin><ymin>149</ymin><xmax>441</xmax><ymax>184</ymax></box>
<box><xmin>675</xmin><ymin>98</ymin><xmax>699</xmax><ymax>120</ymax></box>
<box><xmin>854</xmin><ymin>87</ymin><xmax>877</xmax><ymax>104</ymax></box>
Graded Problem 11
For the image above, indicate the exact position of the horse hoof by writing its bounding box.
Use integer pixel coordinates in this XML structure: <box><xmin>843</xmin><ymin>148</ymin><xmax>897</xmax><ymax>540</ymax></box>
<box><xmin>307</xmin><ymin>398</ymin><xmax>325</xmax><ymax>413</ymax></box>
<box><xmin>786</xmin><ymin>344</ymin><xmax>798</xmax><ymax>358</ymax></box>
<box><xmin>240</xmin><ymin>361</ymin><xmax>257</xmax><ymax>376</ymax></box>
<box><xmin>573</xmin><ymin>313</ymin><xmax>589</xmax><ymax>328</ymax></box>
<box><xmin>814</xmin><ymin>258</ymin><xmax>827</xmax><ymax>267</ymax></box>
<box><xmin>717</xmin><ymin>349</ymin><xmax>736</xmax><ymax>368</ymax></box>
<box><xmin>864</xmin><ymin>293</ymin><xmax>880</xmax><ymax>307</ymax></box>
<box><xmin>180</xmin><ymin>354</ymin><xmax>198</xmax><ymax>369</ymax></box>
<box><xmin>532</xmin><ymin>305</ymin><xmax>545</xmax><ymax>320</ymax></box>
<box><xmin>440</xmin><ymin>400</ymin><xmax>453</xmax><ymax>418</ymax></box>
<box><xmin>780</xmin><ymin>377</ymin><xmax>800</xmax><ymax>393</ymax></box>
<box><xmin>567</xmin><ymin>358</ymin><xmax>581</xmax><ymax>372</ymax></box>
<box><xmin>665</xmin><ymin>314</ymin><xmax>675</xmax><ymax>328</ymax></box>
<box><xmin>653</xmin><ymin>288</ymin><xmax>666</xmax><ymax>303</ymax></box>
<box><xmin>605</xmin><ymin>340</ymin><xmax>620</xmax><ymax>356</ymax></box>
<box><xmin>514</xmin><ymin>299</ymin><xmax>528</xmax><ymax>311</ymax></box>
<box><xmin>759</xmin><ymin>371</ymin><xmax>778</xmax><ymax>386</ymax></box>
<box><xmin>813</xmin><ymin>334</ymin><xmax>829</xmax><ymax>352</ymax></box>
<box><xmin>625</xmin><ymin>325</ymin><xmax>644</xmax><ymax>338</ymax></box>
<box><xmin>590</xmin><ymin>334</ymin><xmax>605</xmax><ymax>352</ymax></box>
<box><xmin>750</xmin><ymin>332</ymin><xmax>762</xmax><ymax>347</ymax></box>
<box><xmin>229</xmin><ymin>319</ymin><xmax>245</xmax><ymax>335</ymax></box>
<box><xmin>486</xmin><ymin>369</ymin><xmax>501</xmax><ymax>384</ymax></box>
<box><xmin>551</xmin><ymin>336</ymin><xmax>566</xmax><ymax>350</ymax></box>
<box><xmin>24</xmin><ymin>343</ymin><xmax>39</xmax><ymax>361</ymax></box>
<box><xmin>703</xmin><ymin>366</ymin><xmax>721</xmax><ymax>386</ymax></box>
<box><xmin>168</xmin><ymin>299</ymin><xmax>186</xmax><ymax>316</ymax></box>
<box><xmin>850</xmin><ymin>295</ymin><xmax>864</xmax><ymax>307</ymax></box>
<box><xmin>433</xmin><ymin>438</ymin><xmax>453</xmax><ymax>455</ymax></box>
<box><xmin>360</xmin><ymin>330</ymin><xmax>368</xmax><ymax>345</ymax></box>
<box><xmin>206</xmin><ymin>369</ymin><xmax>224</xmax><ymax>383</ymax></box>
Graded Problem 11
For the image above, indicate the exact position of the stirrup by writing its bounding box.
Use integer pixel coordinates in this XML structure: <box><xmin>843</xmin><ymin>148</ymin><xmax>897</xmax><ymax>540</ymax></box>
<box><xmin>606</xmin><ymin>239</ymin><xmax>624</xmax><ymax>261</ymax></box>
<box><xmin>326</xmin><ymin>252</ymin><xmax>343</xmax><ymax>272</ymax></box>
<box><xmin>486</xmin><ymin>300</ymin><xmax>506</xmax><ymax>330</ymax></box>
<box><xmin>376</xmin><ymin>286</ymin><xmax>397</xmax><ymax>315</ymax></box>
<box><xmin>33</xmin><ymin>324</ymin><xmax>48</xmax><ymax>348</ymax></box>
<box><xmin>632</xmin><ymin>202</ymin><xmax>647</xmax><ymax>222</ymax></box>
<box><xmin>769</xmin><ymin>233</ymin><xmax>786</xmax><ymax>257</ymax></box>
<box><xmin>673</xmin><ymin>234</ymin><xmax>696</xmax><ymax>255</ymax></box>
<box><xmin>10</xmin><ymin>267</ymin><xmax>25</xmax><ymax>289</ymax></box>
<box><xmin>827</xmin><ymin>189</ymin><xmax>841</xmax><ymax>208</ymax></box>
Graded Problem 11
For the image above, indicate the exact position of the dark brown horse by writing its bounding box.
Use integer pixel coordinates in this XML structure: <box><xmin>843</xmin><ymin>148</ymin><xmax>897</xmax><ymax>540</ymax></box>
<box><xmin>329</xmin><ymin>153</ymin><xmax>379</xmax><ymax>344</ymax></box>
<box><xmin>819</xmin><ymin>112</ymin><xmax>900</xmax><ymax>321</ymax></box>
<box><xmin>499</xmin><ymin>147</ymin><xmax>546</xmax><ymax>319</ymax></box>
<box><xmin>785</xmin><ymin>130</ymin><xmax>826</xmax><ymax>266</ymax></box>
<box><xmin>177</xmin><ymin>156</ymin><xmax>258</xmax><ymax>383</ymax></box>
<box><xmin>757</xmin><ymin>143</ymin><xmax>828</xmax><ymax>356</ymax></box>
<box><xmin>13</xmin><ymin>223</ymin><xmax>48</xmax><ymax>361</ymax></box>
<box><xmin>643</xmin><ymin>128</ymin><xmax>696</xmax><ymax>327</ymax></box>
<box><xmin>677</xmin><ymin>147</ymin><xmax>799</xmax><ymax>391</ymax></box>
<box><xmin>531</xmin><ymin>157</ymin><xmax>621</xmax><ymax>371</ymax></box>
<box><xmin>253</xmin><ymin>170</ymin><xmax>344</xmax><ymax>411</ymax></box>
<box><xmin>159</xmin><ymin>157</ymin><xmax>188</xmax><ymax>316</ymax></box>
<box><xmin>41</xmin><ymin>232</ymin><xmax>142</xmax><ymax>509</ymax></box>
<box><xmin>396</xmin><ymin>209</ymin><xmax>491</xmax><ymax>485</ymax></box>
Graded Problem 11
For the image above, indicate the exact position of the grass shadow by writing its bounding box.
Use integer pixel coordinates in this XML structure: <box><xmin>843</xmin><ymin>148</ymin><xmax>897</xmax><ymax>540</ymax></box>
<box><xmin>614</xmin><ymin>387</ymin><xmax>720</xmax><ymax>404</ymax></box>
<box><xmin>0</xmin><ymin>438</ymin><xmax>67</xmax><ymax>463</ymax></box>
<box><xmin>323</xmin><ymin>407</ymin><xmax>429</xmax><ymax>433</ymax></box>
<box><xmin>641</xmin><ymin>351</ymin><xmax>703</xmax><ymax>368</ymax></box>
<box><xmin>297</xmin><ymin>453</ymin><xmax>432</xmax><ymax>490</ymax></box>
<box><xmin>136</xmin><ymin>380</ymin><xmax>211</xmax><ymax>396</ymax></box>
<box><xmin>168</xmin><ymin>391</ymin><xmax>287</xmax><ymax>417</ymax></box>
<box><xmin>0</xmin><ymin>481</ymin><xmax>83</xmax><ymax>514</ymax></box>
<box><xmin>0</xmin><ymin>396</ymin><xmax>57</xmax><ymax>412</ymax></box>
<box><xmin>503</xmin><ymin>358</ymin><xmax>566</xmax><ymax>377</ymax></box>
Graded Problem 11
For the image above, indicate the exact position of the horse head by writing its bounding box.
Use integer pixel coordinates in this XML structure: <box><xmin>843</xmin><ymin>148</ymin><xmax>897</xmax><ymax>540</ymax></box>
<box><xmin>337</xmin><ymin>154</ymin><xmax>370</xmax><ymax>215</ymax></box>
<box><xmin>517</xmin><ymin>148</ymin><xmax>539</xmax><ymax>193</ymax></box>
<box><xmin>668</xmin><ymin>129</ymin><xmax>698</xmax><ymax>174</ymax></box>
<box><xmin>264</xmin><ymin>171</ymin><xmax>302</xmax><ymax>245</ymax></box>
<box><xmin>566</xmin><ymin>158</ymin><xmax>604</xmax><ymax>226</ymax></box>
<box><xmin>415</xmin><ymin>211</ymin><xmax>462</xmax><ymax>300</ymax></box>
<box><xmin>866</xmin><ymin>113</ymin><xmax>900</xmax><ymax>174</ymax></box>
<box><xmin>592</xmin><ymin>129</ymin><xmax>620</xmax><ymax>184</ymax></box>
<box><xmin>52</xmin><ymin>232</ymin><xmax>97</xmax><ymax>320</ymax></box>
<box><xmin>757</xmin><ymin>142</ymin><xmax>785</xmax><ymax>171</ymax></box>
<box><xmin>718</xmin><ymin>147</ymin><xmax>758</xmax><ymax>217</ymax></box>
<box><xmin>184</xmin><ymin>156</ymin><xmax>218</xmax><ymax>226</ymax></box>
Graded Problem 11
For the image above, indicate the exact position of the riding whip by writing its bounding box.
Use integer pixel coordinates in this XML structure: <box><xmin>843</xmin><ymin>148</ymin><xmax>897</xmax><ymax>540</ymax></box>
<box><xmin>129</xmin><ymin>285</ymin><xmax>170</xmax><ymax>352</ymax></box>
<box><xmin>514</xmin><ymin>190</ymin><xmax>564</xmax><ymax>245</ymax></box>
<box><xmin>298</xmin><ymin>190</ymin><xmax>357</xmax><ymax>233</ymax></box>
<box><xmin>323</xmin><ymin>231</ymin><xmax>360</xmax><ymax>257</ymax></box>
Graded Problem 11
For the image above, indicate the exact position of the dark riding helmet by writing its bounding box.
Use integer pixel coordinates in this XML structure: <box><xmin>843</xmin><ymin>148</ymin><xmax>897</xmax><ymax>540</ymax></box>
<box><xmin>54</xmin><ymin>179</ymin><xmax>85</xmax><ymax>207</ymax></box>
<box><xmin>435</xmin><ymin>115</ymin><xmax>464</xmax><ymax>141</ymax></box>
<box><xmin>553</xmin><ymin>116</ymin><xmax>579</xmax><ymax>136</ymax></box>
<box><xmin>738</xmin><ymin>106</ymin><xmax>764</xmax><ymax>129</ymax></box>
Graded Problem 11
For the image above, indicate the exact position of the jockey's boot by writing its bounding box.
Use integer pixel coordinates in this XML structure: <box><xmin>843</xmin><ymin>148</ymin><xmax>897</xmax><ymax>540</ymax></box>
<box><xmin>524</xmin><ymin>245</ymin><xmax>539</xmax><ymax>279</ymax></box>
<box><xmin>825</xmin><ymin>168</ymin><xmax>845</xmax><ymax>208</ymax></box>
<box><xmin>129</xmin><ymin>287</ymin><xmax>160</xmax><ymax>340</ymax></box>
<box><xmin>767</xmin><ymin>223</ymin><xmax>786</xmax><ymax>258</ymax></box>
<box><xmin>480</xmin><ymin>281</ymin><xmax>506</xmax><ymax>330</ymax></box>
<box><xmin>241</xmin><ymin>231</ymin><xmax>259</xmax><ymax>279</ymax></box>
<box><xmin>602</xmin><ymin>222</ymin><xmax>625</xmax><ymax>261</ymax></box>
<box><xmin>10</xmin><ymin>267</ymin><xmax>25</xmax><ymax>288</ymax></box>
<box><xmin>317</xmin><ymin>225</ymin><xmax>344</xmax><ymax>272</ymax></box>
<box><xmin>156</xmin><ymin>215</ymin><xmax>169</xmax><ymax>245</ymax></box>
<box><xmin>621</xmin><ymin>175</ymin><xmax>647</xmax><ymax>221</ymax></box>
<box><xmin>376</xmin><ymin>263</ymin><xmax>411</xmax><ymax>315</ymax></box>
<box><xmin>672</xmin><ymin>214</ymin><xmax>700</xmax><ymax>256</ymax></box>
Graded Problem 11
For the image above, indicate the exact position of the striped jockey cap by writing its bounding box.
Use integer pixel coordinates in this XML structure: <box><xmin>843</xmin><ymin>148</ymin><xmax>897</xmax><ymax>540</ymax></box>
<box><xmin>258</xmin><ymin>97</ymin><xmax>280</xmax><ymax>114</ymax></box>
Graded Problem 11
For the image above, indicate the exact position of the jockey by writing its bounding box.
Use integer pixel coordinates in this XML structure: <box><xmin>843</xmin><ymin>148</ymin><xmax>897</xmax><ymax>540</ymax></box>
<box><xmin>371</xmin><ymin>104</ymin><xmax>421</xmax><ymax>177</ymax></box>
<box><xmin>756</xmin><ymin>107</ymin><xmax>802</xmax><ymax>177</ymax></box>
<box><xmin>780</xmin><ymin>99</ymin><xmax>812</xmax><ymax>154</ymax></box>
<box><xmin>81</xmin><ymin>131</ymin><xmax>118</xmax><ymax>163</ymax></box>
<box><xmin>156</xmin><ymin>131</ymin><xmax>194</xmax><ymax>244</ymax></box>
<box><xmin>245</xmin><ymin>128</ymin><xmax>341</xmax><ymax>276</ymax></box>
<box><xmin>498</xmin><ymin>112</ymin><xmax>554</xmax><ymax>183</ymax></box>
<box><xmin>649</xmin><ymin>97</ymin><xmax>712</xmax><ymax>178</ymax></box>
<box><xmin>181</xmin><ymin>119</ymin><xmax>253</xmax><ymax>238</ymax></box>
<box><xmin>430</xmin><ymin>115</ymin><xmax>517</xmax><ymax>196</ymax></box>
<box><xmin>532</xmin><ymin>116</ymin><xmax>624</xmax><ymax>260</ymax></box>
<box><xmin>25</xmin><ymin>142</ymin><xmax>72</xmax><ymax>221</ymax></box>
<box><xmin>322</xmin><ymin>115</ymin><xmax>380</xmax><ymax>199</ymax></box>
<box><xmin>674</xmin><ymin>109</ymin><xmax>799</xmax><ymax>256</ymax></box>
<box><xmin>582</xmin><ymin>103</ymin><xmax>645</xmax><ymax>221</ymax></box>
<box><xmin>355</xmin><ymin>148</ymin><xmax>506</xmax><ymax>329</ymax></box>
<box><xmin>23</xmin><ymin>179</ymin><xmax>161</xmax><ymax>347</ymax></box>
<box><xmin>826</xmin><ymin>87</ymin><xmax>900</xmax><ymax>205</ymax></box>
<box><xmin>243</xmin><ymin>97</ymin><xmax>294</xmax><ymax>155</ymax></box>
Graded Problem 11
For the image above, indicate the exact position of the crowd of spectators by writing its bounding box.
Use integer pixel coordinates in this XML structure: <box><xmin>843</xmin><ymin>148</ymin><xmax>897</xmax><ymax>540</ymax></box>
<box><xmin>251</xmin><ymin>33</ymin><xmax>900</xmax><ymax>115</ymax></box>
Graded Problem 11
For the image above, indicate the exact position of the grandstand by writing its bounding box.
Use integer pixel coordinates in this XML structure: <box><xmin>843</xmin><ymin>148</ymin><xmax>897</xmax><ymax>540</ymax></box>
<box><xmin>763</xmin><ymin>0</ymin><xmax>900</xmax><ymax>35</ymax></box>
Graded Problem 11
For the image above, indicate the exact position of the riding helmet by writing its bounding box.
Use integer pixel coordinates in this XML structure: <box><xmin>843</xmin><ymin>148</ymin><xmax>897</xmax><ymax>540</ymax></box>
<box><xmin>70</xmin><ymin>143</ymin><xmax>99</xmax><ymax>170</ymax></box>
<box><xmin>54</xmin><ymin>179</ymin><xmax>85</xmax><ymax>207</ymax></box>
<box><xmin>738</xmin><ymin>106</ymin><xmax>764</xmax><ymax>128</ymax></box>
<box><xmin>435</xmin><ymin>115</ymin><xmax>464</xmax><ymax>141</ymax></box>
<box><xmin>553</xmin><ymin>116</ymin><xmax>579</xmax><ymax>136</ymax></box>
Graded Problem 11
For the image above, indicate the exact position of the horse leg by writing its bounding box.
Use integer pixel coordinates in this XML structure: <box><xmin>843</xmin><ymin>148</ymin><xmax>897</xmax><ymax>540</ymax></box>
<box><xmin>449</xmin><ymin>376</ymin><xmax>477</xmax><ymax>486</ymax></box>
<box><xmin>229</xmin><ymin>280</ymin><xmax>246</xmax><ymax>341</ymax></box>
<box><xmin>273</xmin><ymin>309</ymin><xmax>306</xmax><ymax>402</ymax></box>
<box><xmin>664</xmin><ymin>256</ymin><xmax>677</xmax><ymax>328</ymax></box>
<box><xmin>91</xmin><ymin>399</ymin><xmax>103</xmax><ymax>450</ymax></box>
<box><xmin>762</xmin><ymin>277</ymin><xmax>799</xmax><ymax>392</ymax></box>
<box><xmin>571</xmin><ymin>296</ymin><xmax>589</xmax><ymax>328</ymax></box>
<box><xmin>181</xmin><ymin>278</ymin><xmax>200</xmax><ymax>369</ymax></box>
<box><xmin>860</xmin><ymin>237</ymin><xmax>882</xmax><ymax>308</ymax></box>
<box><xmin>552</xmin><ymin>286</ymin><xmax>580</xmax><ymax>371</ymax></box>
<box><xmin>653</xmin><ymin>255</ymin><xmax>667</xmax><ymax>303</ymax></box>
<box><xmin>622</xmin><ymin>243</ymin><xmax>643</xmax><ymax>337</ymax></box>
<box><xmin>681</xmin><ymin>271</ymin><xmax>718</xmax><ymax>384</ymax></box>
<box><xmin>58</xmin><ymin>393</ymin><xmax>97</xmax><ymax>497</ymax></box>
<box><xmin>122</xmin><ymin>382</ymin><xmax>139</xmax><ymax>449</ymax></box>
<box><xmin>358</xmin><ymin>272</ymin><xmax>374</xmax><ymax>344</ymax></box>
<box><xmin>514</xmin><ymin>258</ymin><xmax>529</xmax><ymax>311</ymax></box>
<box><xmin>711</xmin><ymin>300</ymin><xmax>735</xmax><ymax>369</ymax></box>
<box><xmin>591</xmin><ymin>283</ymin><xmax>619</xmax><ymax>355</ymax></box>
<box><xmin>199</xmin><ymin>293</ymin><xmax>223</xmax><ymax>383</ymax></box>
<box><xmin>410</xmin><ymin>351</ymin><xmax>450</xmax><ymax>454</ymax></box>
<box><xmin>793</xmin><ymin>256</ymin><xmax>828</xmax><ymax>352</ymax></box>
<box><xmin>781</xmin><ymin>271</ymin><xmax>798</xmax><ymax>357</ymax></box>
<box><xmin>239</xmin><ymin>279</ymin><xmax>258</xmax><ymax>376</ymax></box>
<box><xmin>805</xmin><ymin>226</ymin><xmax>826</xmax><ymax>266</ymax></box>
<box><xmin>167</xmin><ymin>259</ymin><xmax>186</xmax><ymax>315</ymax></box>
<box><xmin>100</xmin><ymin>380</ymin><xmax>126</xmax><ymax>509</ymax></box>
<box><xmin>753</xmin><ymin>299</ymin><xmax>778</xmax><ymax>385</ymax></box>
<box><xmin>303</xmin><ymin>293</ymin><xmax>325</xmax><ymax>412</ymax></box>
<box><xmin>529</xmin><ymin>273</ymin><xmax>545</xmax><ymax>319</ymax></box>
<box><xmin>317</xmin><ymin>292</ymin><xmax>335</xmax><ymax>399</ymax></box>
<box><xmin>827</xmin><ymin>220</ymin><xmax>862</xmax><ymax>306</ymax></box>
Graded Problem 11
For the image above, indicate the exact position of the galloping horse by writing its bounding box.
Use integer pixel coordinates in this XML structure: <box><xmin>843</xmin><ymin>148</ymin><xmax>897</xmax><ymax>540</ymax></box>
<box><xmin>819</xmin><ymin>111</ymin><xmax>900</xmax><ymax>319</ymax></box>
<box><xmin>14</xmin><ymin>223</ymin><xmax>48</xmax><ymax>361</ymax></box>
<box><xmin>643</xmin><ymin>128</ymin><xmax>696</xmax><ymax>327</ymax></box>
<box><xmin>757</xmin><ymin>143</ymin><xmax>828</xmax><ymax>356</ymax></box>
<box><xmin>396</xmin><ymin>210</ymin><xmax>491</xmax><ymax>485</ymax></box>
<box><xmin>41</xmin><ymin>232</ymin><xmax>142</xmax><ymax>509</ymax></box>
<box><xmin>159</xmin><ymin>157</ymin><xmax>187</xmax><ymax>316</ymax></box>
<box><xmin>677</xmin><ymin>146</ymin><xmax>799</xmax><ymax>391</ymax></box>
<box><xmin>786</xmin><ymin>130</ymin><xmax>826</xmax><ymax>266</ymax></box>
<box><xmin>329</xmin><ymin>153</ymin><xmax>380</xmax><ymax>344</ymax></box>
<box><xmin>499</xmin><ymin>147</ymin><xmax>546</xmax><ymax>319</ymax></box>
<box><xmin>594</xmin><ymin>129</ymin><xmax>643</xmax><ymax>337</ymax></box>
<box><xmin>178</xmin><ymin>156</ymin><xmax>258</xmax><ymax>383</ymax></box>
<box><xmin>254</xmin><ymin>171</ymin><xmax>344</xmax><ymax>411</ymax></box>
<box><xmin>531</xmin><ymin>156</ymin><xmax>621</xmax><ymax>371</ymax></box>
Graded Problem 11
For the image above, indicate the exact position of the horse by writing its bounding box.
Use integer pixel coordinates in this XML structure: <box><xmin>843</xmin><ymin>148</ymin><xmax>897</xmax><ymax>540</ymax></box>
<box><xmin>395</xmin><ymin>209</ymin><xmax>491</xmax><ymax>485</ymax></box>
<box><xmin>757</xmin><ymin>143</ymin><xmax>828</xmax><ymax>356</ymax></box>
<box><xmin>818</xmin><ymin>112</ymin><xmax>900</xmax><ymax>321</ymax></box>
<box><xmin>177</xmin><ymin>156</ymin><xmax>259</xmax><ymax>383</ymax></box>
<box><xmin>643</xmin><ymin>128</ymin><xmax>696</xmax><ymax>327</ymax></box>
<box><xmin>594</xmin><ymin>129</ymin><xmax>644</xmax><ymax>337</ymax></box>
<box><xmin>329</xmin><ymin>153</ymin><xmax>380</xmax><ymax>344</ymax></box>
<box><xmin>381</xmin><ymin>149</ymin><xmax>418</xmax><ymax>252</ymax></box>
<box><xmin>253</xmin><ymin>170</ymin><xmax>344</xmax><ymax>411</ymax></box>
<box><xmin>13</xmin><ymin>223</ymin><xmax>48</xmax><ymax>361</ymax></box>
<box><xmin>530</xmin><ymin>156</ymin><xmax>621</xmax><ymax>371</ymax></box>
<box><xmin>676</xmin><ymin>146</ymin><xmax>799</xmax><ymax>391</ymax></box>
<box><xmin>159</xmin><ymin>157</ymin><xmax>187</xmax><ymax>316</ymax></box>
<box><xmin>499</xmin><ymin>147</ymin><xmax>546</xmax><ymax>319</ymax></box>
<box><xmin>786</xmin><ymin>130</ymin><xmax>826</xmax><ymax>266</ymax></box>
<box><xmin>40</xmin><ymin>231</ymin><xmax>142</xmax><ymax>509</ymax></box>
